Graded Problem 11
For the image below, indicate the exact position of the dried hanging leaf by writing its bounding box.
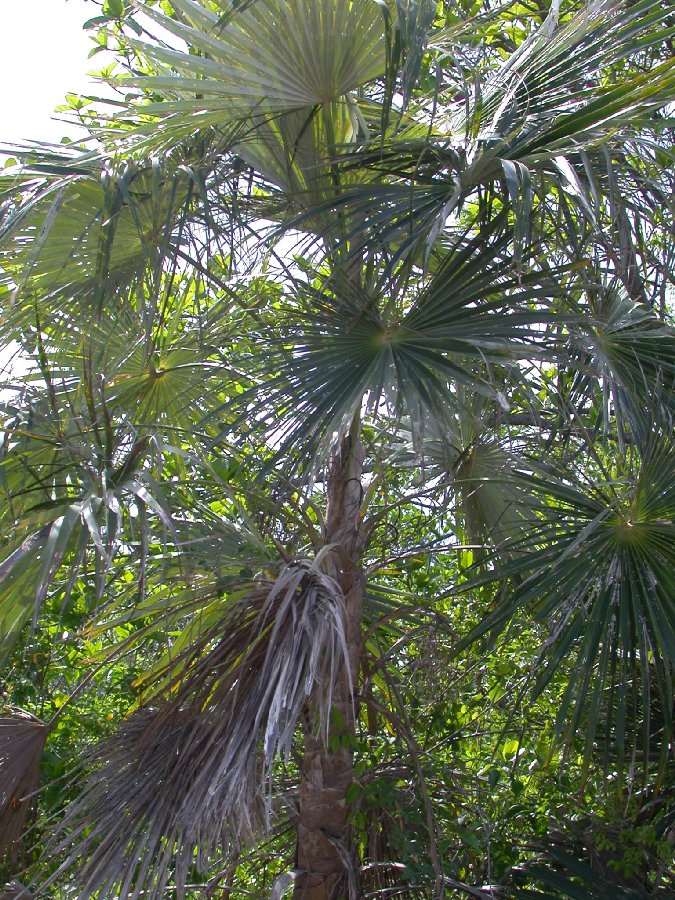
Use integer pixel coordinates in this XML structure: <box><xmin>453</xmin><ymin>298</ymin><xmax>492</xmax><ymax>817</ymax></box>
<box><xmin>49</xmin><ymin>560</ymin><xmax>350</xmax><ymax>900</ymax></box>
<box><xmin>0</xmin><ymin>713</ymin><xmax>48</xmax><ymax>865</ymax></box>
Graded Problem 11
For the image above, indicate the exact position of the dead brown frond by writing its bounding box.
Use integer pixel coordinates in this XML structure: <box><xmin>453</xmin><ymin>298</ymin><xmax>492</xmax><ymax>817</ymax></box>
<box><xmin>50</xmin><ymin>560</ymin><xmax>348</xmax><ymax>900</ymax></box>
<box><xmin>0</xmin><ymin>712</ymin><xmax>48</xmax><ymax>868</ymax></box>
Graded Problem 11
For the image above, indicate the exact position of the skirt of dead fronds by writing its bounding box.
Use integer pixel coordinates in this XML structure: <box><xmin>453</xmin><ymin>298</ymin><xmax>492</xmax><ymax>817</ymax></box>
<box><xmin>48</xmin><ymin>560</ymin><xmax>349</xmax><ymax>900</ymax></box>
<box><xmin>0</xmin><ymin>712</ymin><xmax>48</xmax><ymax>868</ymax></box>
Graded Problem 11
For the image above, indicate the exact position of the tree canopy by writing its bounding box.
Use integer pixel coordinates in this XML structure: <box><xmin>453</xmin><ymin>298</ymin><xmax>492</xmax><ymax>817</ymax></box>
<box><xmin>0</xmin><ymin>1</ymin><xmax>674</xmax><ymax>898</ymax></box>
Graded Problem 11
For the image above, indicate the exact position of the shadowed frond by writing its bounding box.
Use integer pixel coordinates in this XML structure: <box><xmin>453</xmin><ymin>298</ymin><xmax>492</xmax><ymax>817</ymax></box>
<box><xmin>462</xmin><ymin>426</ymin><xmax>675</xmax><ymax>771</ymax></box>
<box><xmin>232</xmin><ymin>99</ymin><xmax>362</xmax><ymax>211</ymax></box>
<box><xmin>388</xmin><ymin>390</ymin><xmax>540</xmax><ymax>551</ymax></box>
<box><xmin>454</xmin><ymin>440</ymin><xmax>538</xmax><ymax>551</ymax></box>
<box><xmin>47</xmin><ymin>559</ymin><xmax>349</xmax><ymax>900</ymax></box>
<box><xmin>514</xmin><ymin>845</ymin><xmax>653</xmax><ymax>898</ymax></box>
<box><xmin>0</xmin><ymin>712</ymin><xmax>48</xmax><ymax>865</ymax></box>
<box><xmin>232</xmin><ymin>221</ymin><xmax>561</xmax><ymax>463</ymax></box>
<box><xmin>0</xmin><ymin>529</ymin><xmax>51</xmax><ymax>667</ymax></box>
<box><xmin>0</xmin><ymin>884</ymin><xmax>33</xmax><ymax>900</ymax></box>
<box><xmin>570</xmin><ymin>283</ymin><xmax>675</xmax><ymax>435</ymax></box>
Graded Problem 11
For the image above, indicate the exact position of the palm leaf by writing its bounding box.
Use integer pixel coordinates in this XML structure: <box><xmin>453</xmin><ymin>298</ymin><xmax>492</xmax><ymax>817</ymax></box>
<box><xmin>232</xmin><ymin>220</ymin><xmax>559</xmax><ymax>463</ymax></box>
<box><xmin>125</xmin><ymin>0</ymin><xmax>386</xmax><ymax>114</ymax></box>
<box><xmin>453</xmin><ymin>440</ymin><xmax>538</xmax><ymax>551</ymax></box>
<box><xmin>0</xmin><ymin>154</ymin><xmax>193</xmax><ymax>316</ymax></box>
<box><xmin>570</xmin><ymin>282</ymin><xmax>675</xmax><ymax>435</ymax></box>
<box><xmin>460</xmin><ymin>428</ymin><xmax>675</xmax><ymax>771</ymax></box>
<box><xmin>0</xmin><ymin>712</ymin><xmax>48</xmax><ymax>866</ymax></box>
<box><xmin>48</xmin><ymin>560</ymin><xmax>349</xmax><ymax>900</ymax></box>
<box><xmin>80</xmin><ymin>1</ymin><xmax>389</xmax><ymax>219</ymax></box>
<box><xmin>232</xmin><ymin>98</ymin><xmax>364</xmax><ymax>209</ymax></box>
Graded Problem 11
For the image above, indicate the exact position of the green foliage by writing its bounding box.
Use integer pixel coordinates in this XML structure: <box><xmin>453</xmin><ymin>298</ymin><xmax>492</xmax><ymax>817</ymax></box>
<box><xmin>0</xmin><ymin>1</ymin><xmax>673</xmax><ymax>897</ymax></box>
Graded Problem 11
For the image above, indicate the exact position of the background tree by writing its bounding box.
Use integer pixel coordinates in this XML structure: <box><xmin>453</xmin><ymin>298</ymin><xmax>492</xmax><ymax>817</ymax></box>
<box><xmin>0</xmin><ymin>1</ymin><xmax>673</xmax><ymax>897</ymax></box>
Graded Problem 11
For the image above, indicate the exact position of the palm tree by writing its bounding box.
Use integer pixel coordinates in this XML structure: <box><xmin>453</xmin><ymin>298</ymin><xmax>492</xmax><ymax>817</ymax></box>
<box><xmin>0</xmin><ymin>1</ymin><xmax>673</xmax><ymax>897</ymax></box>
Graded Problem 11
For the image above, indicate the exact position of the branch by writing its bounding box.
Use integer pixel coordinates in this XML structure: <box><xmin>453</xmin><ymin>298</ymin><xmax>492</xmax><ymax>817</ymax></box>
<box><xmin>443</xmin><ymin>878</ymin><xmax>496</xmax><ymax>899</ymax></box>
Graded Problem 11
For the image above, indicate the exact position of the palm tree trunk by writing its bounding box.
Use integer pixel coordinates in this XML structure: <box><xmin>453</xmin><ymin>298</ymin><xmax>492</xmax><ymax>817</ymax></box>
<box><xmin>294</xmin><ymin>419</ymin><xmax>365</xmax><ymax>899</ymax></box>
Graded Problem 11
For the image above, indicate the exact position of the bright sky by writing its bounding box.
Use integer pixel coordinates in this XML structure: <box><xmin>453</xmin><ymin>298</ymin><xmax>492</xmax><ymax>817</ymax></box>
<box><xmin>1</xmin><ymin>0</ymin><xmax>104</xmax><ymax>146</ymax></box>
<box><xmin>1</xmin><ymin>2</ymin><xmax>107</xmax><ymax>376</ymax></box>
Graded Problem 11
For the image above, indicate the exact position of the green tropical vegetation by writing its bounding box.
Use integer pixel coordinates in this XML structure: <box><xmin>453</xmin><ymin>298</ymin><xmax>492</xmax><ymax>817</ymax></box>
<box><xmin>0</xmin><ymin>0</ymin><xmax>674</xmax><ymax>897</ymax></box>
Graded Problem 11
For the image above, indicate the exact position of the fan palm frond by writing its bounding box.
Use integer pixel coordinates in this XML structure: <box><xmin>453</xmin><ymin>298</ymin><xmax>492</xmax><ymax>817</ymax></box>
<box><xmin>462</xmin><ymin>426</ymin><xmax>675</xmax><ymax>771</ymax></box>
<box><xmin>232</xmin><ymin>98</ymin><xmax>364</xmax><ymax>211</ymax></box>
<box><xmin>453</xmin><ymin>440</ymin><xmax>538</xmax><ymax>551</ymax></box>
<box><xmin>234</xmin><ymin>220</ymin><xmax>559</xmax><ymax>463</ymax></box>
<box><xmin>571</xmin><ymin>283</ymin><xmax>675</xmax><ymax>435</ymax></box>
<box><xmin>125</xmin><ymin>0</ymin><xmax>386</xmax><ymax>115</ymax></box>
<box><xmin>103</xmin><ymin>0</ymin><xmax>388</xmax><ymax>216</ymax></box>
<box><xmin>0</xmin><ymin>154</ymin><xmax>193</xmax><ymax>319</ymax></box>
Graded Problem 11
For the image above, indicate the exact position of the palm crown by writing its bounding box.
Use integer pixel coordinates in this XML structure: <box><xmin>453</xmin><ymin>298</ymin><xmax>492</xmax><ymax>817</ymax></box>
<box><xmin>0</xmin><ymin>1</ymin><xmax>673</xmax><ymax>897</ymax></box>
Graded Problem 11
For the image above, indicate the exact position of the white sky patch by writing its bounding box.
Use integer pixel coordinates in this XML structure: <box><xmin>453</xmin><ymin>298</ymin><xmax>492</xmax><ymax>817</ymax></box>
<box><xmin>1</xmin><ymin>0</ymin><xmax>105</xmax><ymax>147</ymax></box>
<box><xmin>1</xmin><ymin>1</ymin><xmax>107</xmax><ymax>379</ymax></box>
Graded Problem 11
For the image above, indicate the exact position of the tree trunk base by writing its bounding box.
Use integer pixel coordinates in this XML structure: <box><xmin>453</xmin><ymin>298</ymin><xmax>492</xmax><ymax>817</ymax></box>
<box><xmin>293</xmin><ymin>732</ymin><xmax>354</xmax><ymax>899</ymax></box>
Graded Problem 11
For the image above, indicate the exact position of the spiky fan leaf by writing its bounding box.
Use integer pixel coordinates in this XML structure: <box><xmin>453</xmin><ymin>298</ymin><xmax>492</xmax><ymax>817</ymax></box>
<box><xmin>462</xmin><ymin>427</ymin><xmax>675</xmax><ymax>770</ymax></box>
<box><xmin>126</xmin><ymin>0</ymin><xmax>386</xmax><ymax>114</ymax></box>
